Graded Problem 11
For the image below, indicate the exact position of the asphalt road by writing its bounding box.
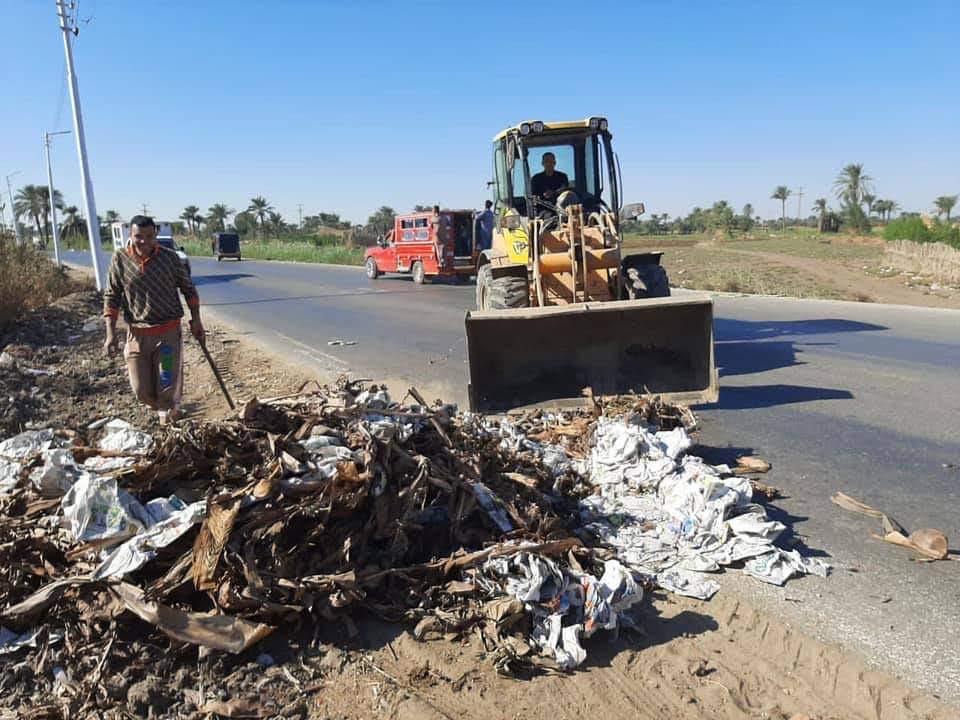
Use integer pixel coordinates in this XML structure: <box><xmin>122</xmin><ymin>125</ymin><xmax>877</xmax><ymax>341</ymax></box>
<box><xmin>65</xmin><ymin>250</ymin><xmax>960</xmax><ymax>704</ymax></box>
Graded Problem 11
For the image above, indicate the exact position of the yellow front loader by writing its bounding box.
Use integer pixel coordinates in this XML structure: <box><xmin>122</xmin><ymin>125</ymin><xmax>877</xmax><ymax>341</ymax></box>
<box><xmin>466</xmin><ymin>117</ymin><xmax>718</xmax><ymax>412</ymax></box>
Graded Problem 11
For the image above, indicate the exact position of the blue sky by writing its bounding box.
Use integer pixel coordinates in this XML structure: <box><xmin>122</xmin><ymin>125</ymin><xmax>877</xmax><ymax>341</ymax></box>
<box><xmin>2</xmin><ymin>0</ymin><xmax>958</xmax><ymax>226</ymax></box>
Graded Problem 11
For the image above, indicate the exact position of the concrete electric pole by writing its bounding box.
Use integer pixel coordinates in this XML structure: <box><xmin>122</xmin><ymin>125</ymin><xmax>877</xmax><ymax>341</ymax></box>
<box><xmin>44</xmin><ymin>130</ymin><xmax>71</xmax><ymax>267</ymax></box>
<box><xmin>298</xmin><ymin>204</ymin><xmax>303</xmax><ymax>229</ymax></box>
<box><xmin>55</xmin><ymin>0</ymin><xmax>105</xmax><ymax>290</ymax></box>
<box><xmin>5</xmin><ymin>171</ymin><xmax>22</xmax><ymax>245</ymax></box>
<box><xmin>795</xmin><ymin>186</ymin><xmax>804</xmax><ymax>221</ymax></box>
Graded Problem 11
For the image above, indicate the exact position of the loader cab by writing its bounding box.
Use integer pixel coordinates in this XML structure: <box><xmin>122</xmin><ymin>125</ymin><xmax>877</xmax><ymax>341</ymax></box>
<box><xmin>491</xmin><ymin>117</ymin><xmax>621</xmax><ymax>222</ymax></box>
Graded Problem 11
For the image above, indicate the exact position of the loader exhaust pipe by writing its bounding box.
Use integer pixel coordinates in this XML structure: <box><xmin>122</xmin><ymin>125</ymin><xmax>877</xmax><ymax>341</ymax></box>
<box><xmin>465</xmin><ymin>295</ymin><xmax>718</xmax><ymax>413</ymax></box>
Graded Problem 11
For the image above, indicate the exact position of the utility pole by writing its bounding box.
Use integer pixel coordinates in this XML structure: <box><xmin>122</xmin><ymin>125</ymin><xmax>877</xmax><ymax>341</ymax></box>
<box><xmin>5</xmin><ymin>171</ymin><xmax>22</xmax><ymax>245</ymax></box>
<box><xmin>141</xmin><ymin>203</ymin><xmax>149</xmax><ymax>215</ymax></box>
<box><xmin>44</xmin><ymin>130</ymin><xmax>71</xmax><ymax>267</ymax></box>
<box><xmin>55</xmin><ymin>0</ymin><xmax>105</xmax><ymax>290</ymax></box>
<box><xmin>795</xmin><ymin>186</ymin><xmax>804</xmax><ymax>221</ymax></box>
<box><xmin>297</xmin><ymin>204</ymin><xmax>303</xmax><ymax>229</ymax></box>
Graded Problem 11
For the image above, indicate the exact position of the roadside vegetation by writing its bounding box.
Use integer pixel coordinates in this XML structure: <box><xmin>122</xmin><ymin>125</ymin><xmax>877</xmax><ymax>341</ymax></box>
<box><xmin>0</xmin><ymin>238</ymin><xmax>83</xmax><ymax>330</ymax></box>
<box><xmin>178</xmin><ymin>236</ymin><xmax>364</xmax><ymax>265</ymax></box>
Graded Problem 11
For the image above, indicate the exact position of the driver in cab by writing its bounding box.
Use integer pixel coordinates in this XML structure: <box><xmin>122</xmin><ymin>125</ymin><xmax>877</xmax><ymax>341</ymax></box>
<box><xmin>530</xmin><ymin>152</ymin><xmax>569</xmax><ymax>206</ymax></box>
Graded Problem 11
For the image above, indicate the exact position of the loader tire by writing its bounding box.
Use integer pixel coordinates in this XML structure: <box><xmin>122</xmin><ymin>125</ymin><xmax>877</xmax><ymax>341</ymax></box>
<box><xmin>622</xmin><ymin>260</ymin><xmax>671</xmax><ymax>299</ymax></box>
<box><xmin>477</xmin><ymin>264</ymin><xmax>529</xmax><ymax>310</ymax></box>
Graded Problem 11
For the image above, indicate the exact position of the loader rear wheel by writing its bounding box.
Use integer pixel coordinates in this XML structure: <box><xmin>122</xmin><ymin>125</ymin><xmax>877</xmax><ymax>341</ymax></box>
<box><xmin>476</xmin><ymin>264</ymin><xmax>529</xmax><ymax>310</ymax></box>
<box><xmin>621</xmin><ymin>260</ymin><xmax>671</xmax><ymax>299</ymax></box>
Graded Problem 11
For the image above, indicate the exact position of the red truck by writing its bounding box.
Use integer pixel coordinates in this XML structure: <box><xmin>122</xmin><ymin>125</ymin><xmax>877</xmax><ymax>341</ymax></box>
<box><xmin>364</xmin><ymin>209</ymin><xmax>478</xmax><ymax>284</ymax></box>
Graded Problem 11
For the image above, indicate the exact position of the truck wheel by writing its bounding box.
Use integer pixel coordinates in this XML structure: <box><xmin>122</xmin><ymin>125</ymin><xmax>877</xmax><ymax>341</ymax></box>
<box><xmin>477</xmin><ymin>264</ymin><xmax>529</xmax><ymax>310</ymax></box>
<box><xmin>217</xmin><ymin>255</ymin><xmax>222</xmax><ymax>262</ymax></box>
<box><xmin>412</xmin><ymin>261</ymin><xmax>427</xmax><ymax>285</ymax></box>
<box><xmin>621</xmin><ymin>259</ymin><xmax>670</xmax><ymax>299</ymax></box>
<box><xmin>365</xmin><ymin>257</ymin><xmax>380</xmax><ymax>279</ymax></box>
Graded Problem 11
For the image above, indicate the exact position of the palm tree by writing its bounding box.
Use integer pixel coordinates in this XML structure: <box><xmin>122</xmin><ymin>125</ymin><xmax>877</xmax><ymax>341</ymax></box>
<box><xmin>771</xmin><ymin>186</ymin><xmax>791</xmax><ymax>231</ymax></box>
<box><xmin>180</xmin><ymin>205</ymin><xmax>201</xmax><ymax>235</ymax></box>
<box><xmin>105</xmin><ymin>209</ymin><xmax>120</xmax><ymax>224</ymax></box>
<box><xmin>933</xmin><ymin>195</ymin><xmax>958</xmax><ymax>222</ymax></box>
<box><xmin>813</xmin><ymin>198</ymin><xmax>828</xmax><ymax>231</ymax></box>
<box><xmin>60</xmin><ymin>206</ymin><xmax>86</xmax><ymax>246</ymax></box>
<box><xmin>13</xmin><ymin>185</ymin><xmax>46</xmax><ymax>242</ymax></box>
<box><xmin>862</xmin><ymin>193</ymin><xmax>876</xmax><ymax>216</ymax></box>
<box><xmin>884</xmin><ymin>199</ymin><xmax>900</xmax><ymax>222</ymax></box>
<box><xmin>267</xmin><ymin>210</ymin><xmax>285</xmax><ymax>236</ymax></box>
<box><xmin>742</xmin><ymin>203</ymin><xmax>753</xmax><ymax>220</ymax></box>
<box><xmin>39</xmin><ymin>188</ymin><xmax>64</xmax><ymax>241</ymax></box>
<box><xmin>248</xmin><ymin>196</ymin><xmax>273</xmax><ymax>237</ymax></box>
<box><xmin>207</xmin><ymin>203</ymin><xmax>234</xmax><ymax>232</ymax></box>
<box><xmin>833</xmin><ymin>164</ymin><xmax>873</xmax><ymax>209</ymax></box>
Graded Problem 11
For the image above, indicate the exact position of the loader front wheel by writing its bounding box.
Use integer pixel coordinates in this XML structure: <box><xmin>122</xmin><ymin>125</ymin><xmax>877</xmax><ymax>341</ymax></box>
<box><xmin>621</xmin><ymin>260</ymin><xmax>671</xmax><ymax>299</ymax></box>
<box><xmin>476</xmin><ymin>264</ymin><xmax>529</xmax><ymax>310</ymax></box>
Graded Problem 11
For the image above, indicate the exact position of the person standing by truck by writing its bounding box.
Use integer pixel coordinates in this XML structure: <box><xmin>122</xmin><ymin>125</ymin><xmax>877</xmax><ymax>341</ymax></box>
<box><xmin>102</xmin><ymin>215</ymin><xmax>205</xmax><ymax>425</ymax></box>
<box><xmin>475</xmin><ymin>200</ymin><xmax>495</xmax><ymax>251</ymax></box>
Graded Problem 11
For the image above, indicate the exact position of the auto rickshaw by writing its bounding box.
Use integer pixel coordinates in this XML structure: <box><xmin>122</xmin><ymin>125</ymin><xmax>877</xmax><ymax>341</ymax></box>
<box><xmin>212</xmin><ymin>232</ymin><xmax>242</xmax><ymax>261</ymax></box>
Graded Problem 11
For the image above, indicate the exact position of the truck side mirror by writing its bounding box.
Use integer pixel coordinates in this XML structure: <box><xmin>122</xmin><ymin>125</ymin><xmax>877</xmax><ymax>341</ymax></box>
<box><xmin>621</xmin><ymin>202</ymin><xmax>645</xmax><ymax>221</ymax></box>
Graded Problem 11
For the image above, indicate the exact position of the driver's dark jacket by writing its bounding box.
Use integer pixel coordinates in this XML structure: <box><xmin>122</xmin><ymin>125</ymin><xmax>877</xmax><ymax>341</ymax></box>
<box><xmin>531</xmin><ymin>171</ymin><xmax>569</xmax><ymax>198</ymax></box>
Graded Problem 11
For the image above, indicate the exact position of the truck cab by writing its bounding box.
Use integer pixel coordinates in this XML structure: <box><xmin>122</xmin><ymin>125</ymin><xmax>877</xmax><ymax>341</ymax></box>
<box><xmin>365</xmin><ymin>209</ymin><xmax>477</xmax><ymax>284</ymax></box>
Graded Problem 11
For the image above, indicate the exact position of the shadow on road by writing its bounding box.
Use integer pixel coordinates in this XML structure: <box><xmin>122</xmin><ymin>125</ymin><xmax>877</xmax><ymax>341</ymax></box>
<box><xmin>192</xmin><ymin>273</ymin><xmax>255</xmax><ymax>286</ymax></box>
<box><xmin>715</xmin><ymin>318</ymin><xmax>887</xmax><ymax>342</ymax></box>
<box><xmin>714</xmin><ymin>317</ymin><xmax>887</xmax><ymax>379</ymax></box>
<box><xmin>709</xmin><ymin>383</ymin><xmax>854</xmax><ymax>410</ymax></box>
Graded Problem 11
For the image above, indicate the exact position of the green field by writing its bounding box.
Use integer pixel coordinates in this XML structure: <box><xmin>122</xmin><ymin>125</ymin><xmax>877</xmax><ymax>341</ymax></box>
<box><xmin>178</xmin><ymin>238</ymin><xmax>365</xmax><ymax>266</ymax></box>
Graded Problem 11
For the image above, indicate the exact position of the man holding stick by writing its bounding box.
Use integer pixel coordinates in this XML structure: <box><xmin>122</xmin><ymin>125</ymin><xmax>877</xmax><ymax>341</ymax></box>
<box><xmin>103</xmin><ymin>215</ymin><xmax>204</xmax><ymax>424</ymax></box>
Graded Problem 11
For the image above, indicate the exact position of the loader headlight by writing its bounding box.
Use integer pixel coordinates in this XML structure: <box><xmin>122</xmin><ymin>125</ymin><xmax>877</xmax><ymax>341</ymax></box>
<box><xmin>519</xmin><ymin>123</ymin><xmax>531</xmax><ymax>136</ymax></box>
<box><xmin>589</xmin><ymin>117</ymin><xmax>600</xmax><ymax>129</ymax></box>
<box><xmin>531</xmin><ymin>121</ymin><xmax>544</xmax><ymax>133</ymax></box>
<box><xmin>599</xmin><ymin>118</ymin><xmax>608</xmax><ymax>131</ymax></box>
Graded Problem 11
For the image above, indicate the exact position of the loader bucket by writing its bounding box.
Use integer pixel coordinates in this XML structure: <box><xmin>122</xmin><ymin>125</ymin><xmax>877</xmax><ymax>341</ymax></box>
<box><xmin>465</xmin><ymin>296</ymin><xmax>718</xmax><ymax>413</ymax></box>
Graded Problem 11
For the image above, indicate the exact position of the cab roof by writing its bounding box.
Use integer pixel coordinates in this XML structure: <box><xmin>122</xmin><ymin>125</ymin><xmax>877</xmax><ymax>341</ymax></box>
<box><xmin>492</xmin><ymin>117</ymin><xmax>608</xmax><ymax>142</ymax></box>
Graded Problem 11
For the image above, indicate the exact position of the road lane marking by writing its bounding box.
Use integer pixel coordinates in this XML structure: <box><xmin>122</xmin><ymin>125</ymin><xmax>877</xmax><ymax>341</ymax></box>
<box><xmin>274</xmin><ymin>332</ymin><xmax>350</xmax><ymax>369</ymax></box>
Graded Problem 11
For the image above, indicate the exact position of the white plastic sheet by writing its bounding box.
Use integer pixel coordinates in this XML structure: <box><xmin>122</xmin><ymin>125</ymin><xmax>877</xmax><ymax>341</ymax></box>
<box><xmin>94</xmin><ymin>501</ymin><xmax>205</xmax><ymax>579</ymax></box>
<box><xmin>483</xmin><ymin>553</ymin><xmax>643</xmax><ymax>669</ymax></box>
<box><xmin>98</xmin><ymin>419</ymin><xmax>153</xmax><ymax>455</ymax></box>
<box><xmin>30</xmin><ymin>448</ymin><xmax>84</xmax><ymax>496</ymax></box>
<box><xmin>0</xmin><ymin>626</ymin><xmax>64</xmax><ymax>655</ymax></box>
<box><xmin>0</xmin><ymin>458</ymin><xmax>21</xmax><ymax>494</ymax></box>
<box><xmin>60</xmin><ymin>474</ymin><xmax>147</xmax><ymax>544</ymax></box>
<box><xmin>580</xmin><ymin>417</ymin><xmax>829</xmax><ymax>597</ymax></box>
<box><xmin>0</xmin><ymin>428</ymin><xmax>55</xmax><ymax>460</ymax></box>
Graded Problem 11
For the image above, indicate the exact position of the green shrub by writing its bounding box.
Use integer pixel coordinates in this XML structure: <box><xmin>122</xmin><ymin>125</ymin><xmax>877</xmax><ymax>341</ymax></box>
<box><xmin>883</xmin><ymin>217</ymin><xmax>930</xmax><ymax>243</ymax></box>
<box><xmin>0</xmin><ymin>240</ymin><xmax>85</xmax><ymax>331</ymax></box>
<box><xmin>930</xmin><ymin>221</ymin><xmax>960</xmax><ymax>250</ymax></box>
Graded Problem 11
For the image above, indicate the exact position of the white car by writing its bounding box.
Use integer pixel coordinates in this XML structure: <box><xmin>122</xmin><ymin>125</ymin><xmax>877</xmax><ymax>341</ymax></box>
<box><xmin>158</xmin><ymin>237</ymin><xmax>191</xmax><ymax>276</ymax></box>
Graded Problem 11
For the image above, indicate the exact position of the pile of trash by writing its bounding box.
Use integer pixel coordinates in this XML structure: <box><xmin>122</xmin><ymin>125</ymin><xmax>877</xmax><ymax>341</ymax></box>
<box><xmin>0</xmin><ymin>380</ymin><xmax>828</xmax><ymax>716</ymax></box>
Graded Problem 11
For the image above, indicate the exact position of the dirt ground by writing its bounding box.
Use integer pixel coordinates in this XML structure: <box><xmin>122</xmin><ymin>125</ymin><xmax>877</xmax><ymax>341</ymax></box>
<box><xmin>625</xmin><ymin>233</ymin><xmax>960</xmax><ymax>308</ymax></box>
<box><xmin>1</xmin><ymin>279</ymin><xmax>956</xmax><ymax>720</ymax></box>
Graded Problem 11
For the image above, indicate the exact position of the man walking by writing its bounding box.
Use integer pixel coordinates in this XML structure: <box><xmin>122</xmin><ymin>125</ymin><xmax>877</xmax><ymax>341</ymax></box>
<box><xmin>475</xmin><ymin>200</ymin><xmax>495</xmax><ymax>251</ymax></box>
<box><xmin>103</xmin><ymin>215</ymin><xmax>204</xmax><ymax>424</ymax></box>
